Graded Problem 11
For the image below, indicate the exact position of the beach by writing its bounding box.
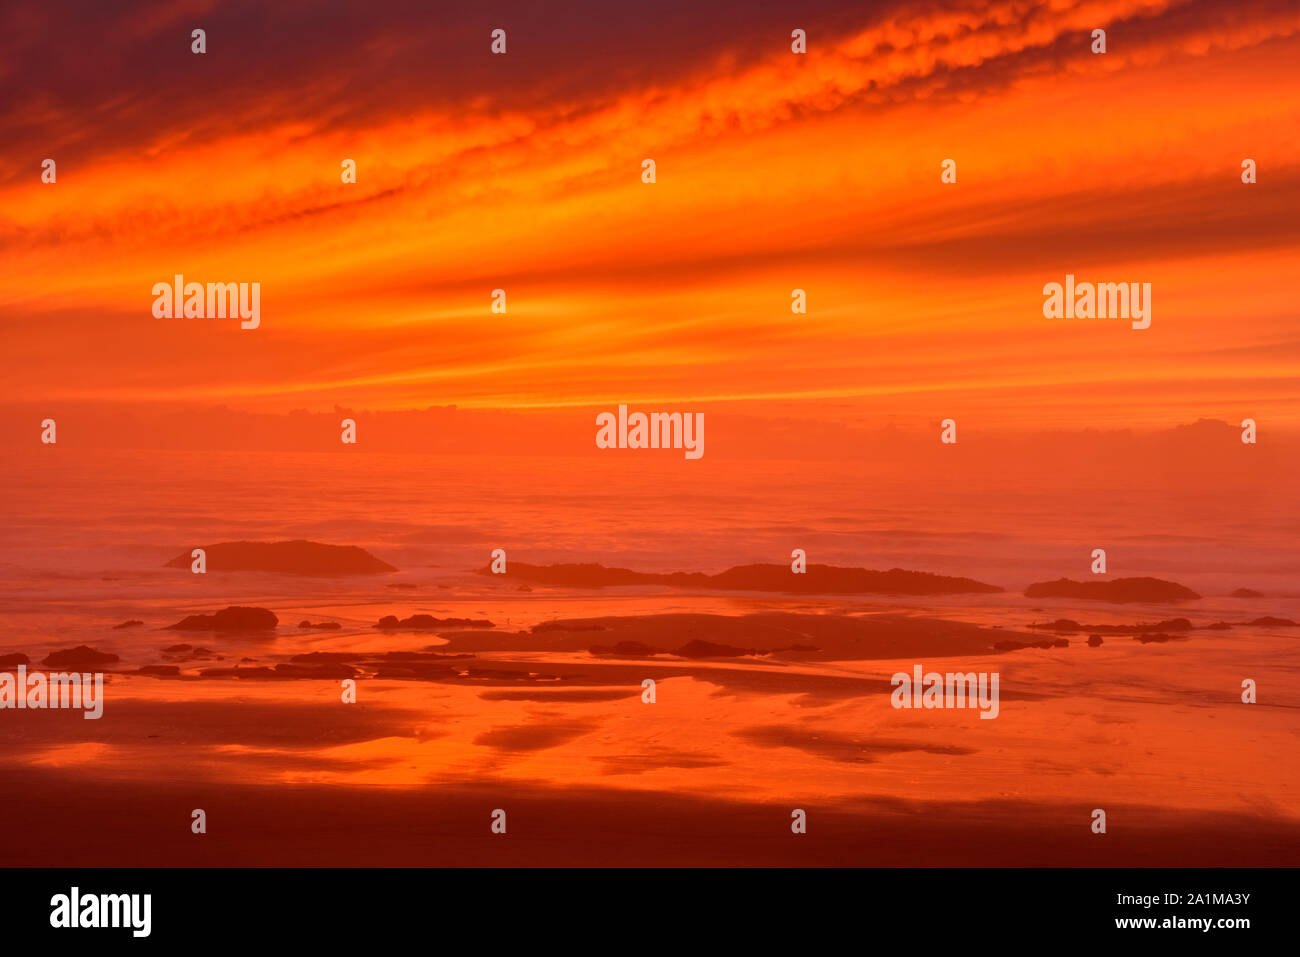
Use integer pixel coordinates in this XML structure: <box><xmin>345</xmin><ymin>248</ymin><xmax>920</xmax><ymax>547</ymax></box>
<box><xmin>1</xmin><ymin>447</ymin><xmax>1296</xmax><ymax>866</ymax></box>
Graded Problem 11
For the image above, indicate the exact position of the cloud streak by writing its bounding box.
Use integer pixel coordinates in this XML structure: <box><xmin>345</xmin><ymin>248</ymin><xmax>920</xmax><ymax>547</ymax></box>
<box><xmin>1</xmin><ymin>0</ymin><xmax>1297</xmax><ymax>427</ymax></box>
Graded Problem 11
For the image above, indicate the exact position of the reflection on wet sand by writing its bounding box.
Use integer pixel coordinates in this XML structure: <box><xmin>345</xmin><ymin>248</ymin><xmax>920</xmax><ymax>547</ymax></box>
<box><xmin>2</xmin><ymin>598</ymin><xmax>1297</xmax><ymax>865</ymax></box>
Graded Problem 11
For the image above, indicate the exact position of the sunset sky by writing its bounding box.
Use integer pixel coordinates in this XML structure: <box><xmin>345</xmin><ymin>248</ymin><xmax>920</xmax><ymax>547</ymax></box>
<box><xmin>2</xmin><ymin>0</ymin><xmax>1298</xmax><ymax>430</ymax></box>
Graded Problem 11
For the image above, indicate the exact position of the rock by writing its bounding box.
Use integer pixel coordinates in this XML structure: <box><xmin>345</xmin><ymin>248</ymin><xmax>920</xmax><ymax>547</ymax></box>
<box><xmin>1087</xmin><ymin>634</ymin><xmax>1103</xmax><ymax>646</ymax></box>
<box><xmin>1024</xmin><ymin>577</ymin><xmax>1200</xmax><ymax>602</ymax></box>
<box><xmin>165</xmin><ymin>607</ymin><xmax>279</xmax><ymax>631</ymax></box>
<box><xmin>1248</xmin><ymin>616</ymin><xmax>1297</xmax><ymax>627</ymax></box>
<box><xmin>0</xmin><ymin>653</ymin><xmax>30</xmax><ymax>668</ymax></box>
<box><xmin>41</xmin><ymin>645</ymin><xmax>120</xmax><ymax>668</ymax></box>
<box><xmin>994</xmin><ymin>639</ymin><xmax>1064</xmax><ymax>651</ymax></box>
<box><xmin>370</xmin><ymin>663</ymin><xmax>459</xmax><ymax>680</ymax></box>
<box><xmin>164</xmin><ymin>540</ymin><xmax>397</xmax><ymax>575</ymax></box>
<box><xmin>297</xmin><ymin>620</ymin><xmax>342</xmax><ymax>630</ymax></box>
<box><xmin>488</xmin><ymin>561</ymin><xmax>1003</xmax><ymax>595</ymax></box>
<box><xmin>112</xmin><ymin>620</ymin><xmax>144</xmax><ymax>629</ymax></box>
<box><xmin>272</xmin><ymin>663</ymin><xmax>357</xmax><ymax>679</ymax></box>
<box><xmin>1031</xmin><ymin>617</ymin><xmax>1192</xmax><ymax>634</ymax></box>
<box><xmin>1031</xmin><ymin>619</ymin><xmax>1083</xmax><ymax>632</ymax></box>
<box><xmin>375</xmin><ymin>614</ymin><xmax>493</xmax><ymax>629</ymax></box>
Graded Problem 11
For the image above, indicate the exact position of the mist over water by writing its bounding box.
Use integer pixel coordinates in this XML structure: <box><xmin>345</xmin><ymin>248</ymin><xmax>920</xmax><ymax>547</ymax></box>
<box><xmin>4</xmin><ymin>448</ymin><xmax>1296</xmax><ymax>591</ymax></box>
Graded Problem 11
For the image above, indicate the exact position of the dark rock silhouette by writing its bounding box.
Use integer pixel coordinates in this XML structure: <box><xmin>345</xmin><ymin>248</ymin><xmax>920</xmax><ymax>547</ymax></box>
<box><xmin>271</xmin><ymin>662</ymin><xmax>357</xmax><ymax>679</ymax></box>
<box><xmin>165</xmin><ymin>607</ymin><xmax>279</xmax><ymax>631</ymax></box>
<box><xmin>1206</xmin><ymin>621</ymin><xmax>1233</xmax><ymax>630</ymax></box>
<box><xmin>375</xmin><ymin>614</ymin><xmax>493</xmax><ymax>630</ymax></box>
<box><xmin>198</xmin><ymin>663</ymin><xmax>360</xmax><ymax>679</ymax></box>
<box><xmin>135</xmin><ymin>665</ymin><xmax>181</xmax><ymax>677</ymax></box>
<box><xmin>1231</xmin><ymin>588</ymin><xmax>1264</xmax><ymax>598</ymax></box>
<box><xmin>1029</xmin><ymin>619</ymin><xmax>1086</xmax><ymax>632</ymax></box>
<box><xmin>1024</xmin><ymin>577</ymin><xmax>1200</xmax><ymax>602</ymax></box>
<box><xmin>1030</xmin><ymin>617</ymin><xmax>1193</xmax><ymax>634</ymax></box>
<box><xmin>994</xmin><ymin>638</ymin><xmax>1068</xmax><ymax>651</ymax></box>
<box><xmin>1087</xmin><ymin>634</ymin><xmax>1103</xmax><ymax>646</ymax></box>
<box><xmin>164</xmin><ymin>540</ymin><xmax>396</xmax><ymax>575</ymax></box>
<box><xmin>285</xmin><ymin>652</ymin><xmax>475</xmax><ymax>667</ymax></box>
<box><xmin>1133</xmin><ymin>633</ymin><xmax>1181</xmax><ymax>643</ymax></box>
<box><xmin>0</xmin><ymin>653</ymin><xmax>30</xmax><ymax>668</ymax></box>
<box><xmin>371</xmin><ymin>662</ymin><xmax>459</xmax><ymax>679</ymax></box>
<box><xmin>112</xmin><ymin>620</ymin><xmax>144</xmax><ymax>629</ymax></box>
<box><xmin>298</xmin><ymin>620</ymin><xmax>342</xmax><ymax>630</ymax></box>
<box><xmin>41</xmin><ymin>645</ymin><xmax>120</xmax><ymax>668</ymax></box>
<box><xmin>483</xmin><ymin>561</ymin><xmax>1002</xmax><ymax>595</ymax></box>
<box><xmin>1248</xmin><ymin>616</ymin><xmax>1297</xmax><ymax>627</ymax></box>
<box><xmin>433</xmin><ymin>611</ymin><xmax>1033</xmax><ymax>662</ymax></box>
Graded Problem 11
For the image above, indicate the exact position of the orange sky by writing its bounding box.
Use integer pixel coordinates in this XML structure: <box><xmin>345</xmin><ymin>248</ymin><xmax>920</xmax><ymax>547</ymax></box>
<box><xmin>1</xmin><ymin>0</ymin><xmax>1298</xmax><ymax>428</ymax></box>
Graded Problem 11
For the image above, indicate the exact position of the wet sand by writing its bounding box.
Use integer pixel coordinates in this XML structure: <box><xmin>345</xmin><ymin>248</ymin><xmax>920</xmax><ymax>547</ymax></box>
<box><xmin>2</xmin><ymin>611</ymin><xmax>1297</xmax><ymax>868</ymax></box>
<box><xmin>6</xmin><ymin>765</ymin><xmax>1298</xmax><ymax>867</ymax></box>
